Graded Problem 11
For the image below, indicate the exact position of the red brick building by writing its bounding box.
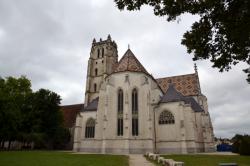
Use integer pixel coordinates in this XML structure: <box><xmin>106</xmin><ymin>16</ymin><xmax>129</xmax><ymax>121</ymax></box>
<box><xmin>60</xmin><ymin>104</ymin><xmax>84</xmax><ymax>149</ymax></box>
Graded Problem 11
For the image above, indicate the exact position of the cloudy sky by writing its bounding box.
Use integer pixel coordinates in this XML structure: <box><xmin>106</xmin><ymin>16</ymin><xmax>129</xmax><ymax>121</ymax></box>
<box><xmin>0</xmin><ymin>0</ymin><xmax>249</xmax><ymax>138</ymax></box>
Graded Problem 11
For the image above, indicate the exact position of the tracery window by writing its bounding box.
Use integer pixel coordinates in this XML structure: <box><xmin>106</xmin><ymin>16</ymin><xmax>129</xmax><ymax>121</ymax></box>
<box><xmin>132</xmin><ymin>88</ymin><xmax>138</xmax><ymax>136</ymax></box>
<box><xmin>117</xmin><ymin>89</ymin><xmax>123</xmax><ymax>136</ymax></box>
<box><xmin>117</xmin><ymin>118</ymin><xmax>123</xmax><ymax>136</ymax></box>
<box><xmin>85</xmin><ymin>118</ymin><xmax>95</xmax><ymax>138</ymax></box>
<box><xmin>159</xmin><ymin>110</ymin><xmax>175</xmax><ymax>124</ymax></box>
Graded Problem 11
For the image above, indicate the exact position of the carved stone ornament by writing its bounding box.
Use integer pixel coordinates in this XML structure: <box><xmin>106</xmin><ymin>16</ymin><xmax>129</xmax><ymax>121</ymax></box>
<box><xmin>105</xmin><ymin>95</ymin><xmax>108</xmax><ymax>106</ymax></box>
<box><xmin>125</xmin><ymin>92</ymin><xmax>128</xmax><ymax>104</ymax></box>
<box><xmin>142</xmin><ymin>76</ymin><xmax>149</xmax><ymax>85</ymax></box>
<box><xmin>180</xmin><ymin>120</ymin><xmax>184</xmax><ymax>128</ymax></box>
<box><xmin>125</xmin><ymin>113</ymin><xmax>128</xmax><ymax>120</ymax></box>
<box><xmin>103</xmin><ymin>115</ymin><xmax>107</xmax><ymax>121</ymax></box>
<box><xmin>125</xmin><ymin>74</ymin><xmax>130</xmax><ymax>84</ymax></box>
<box><xmin>107</xmin><ymin>78</ymin><xmax>114</xmax><ymax>87</ymax></box>
<box><xmin>147</xmin><ymin>93</ymin><xmax>150</xmax><ymax>105</ymax></box>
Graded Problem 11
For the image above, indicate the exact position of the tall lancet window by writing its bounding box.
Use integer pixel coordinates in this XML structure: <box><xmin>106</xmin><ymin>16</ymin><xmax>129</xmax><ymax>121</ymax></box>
<box><xmin>117</xmin><ymin>89</ymin><xmax>123</xmax><ymax>136</ymax></box>
<box><xmin>97</xmin><ymin>49</ymin><xmax>100</xmax><ymax>58</ymax></box>
<box><xmin>132</xmin><ymin>88</ymin><xmax>139</xmax><ymax>136</ymax></box>
<box><xmin>94</xmin><ymin>83</ymin><xmax>97</xmax><ymax>92</ymax></box>
<box><xmin>95</xmin><ymin>68</ymin><xmax>98</xmax><ymax>76</ymax></box>
<box><xmin>85</xmin><ymin>118</ymin><xmax>95</xmax><ymax>138</ymax></box>
<box><xmin>102</xmin><ymin>48</ymin><xmax>104</xmax><ymax>58</ymax></box>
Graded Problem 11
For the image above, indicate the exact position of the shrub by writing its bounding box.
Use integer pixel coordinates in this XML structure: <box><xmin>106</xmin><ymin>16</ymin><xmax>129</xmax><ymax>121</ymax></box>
<box><xmin>239</xmin><ymin>136</ymin><xmax>250</xmax><ymax>155</ymax></box>
<box><xmin>232</xmin><ymin>134</ymin><xmax>250</xmax><ymax>155</ymax></box>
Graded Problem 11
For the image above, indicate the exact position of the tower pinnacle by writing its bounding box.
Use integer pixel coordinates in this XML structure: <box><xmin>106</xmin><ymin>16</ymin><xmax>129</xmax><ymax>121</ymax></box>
<box><xmin>194</xmin><ymin>63</ymin><xmax>198</xmax><ymax>73</ymax></box>
<box><xmin>107</xmin><ymin>34</ymin><xmax>111</xmax><ymax>40</ymax></box>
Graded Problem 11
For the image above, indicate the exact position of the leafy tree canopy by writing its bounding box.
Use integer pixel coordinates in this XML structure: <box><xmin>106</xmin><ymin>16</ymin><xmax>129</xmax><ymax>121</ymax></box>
<box><xmin>0</xmin><ymin>76</ymin><xmax>69</xmax><ymax>150</ymax></box>
<box><xmin>0</xmin><ymin>76</ymin><xmax>32</xmax><ymax>143</ymax></box>
<box><xmin>114</xmin><ymin>0</ymin><xmax>250</xmax><ymax>83</ymax></box>
<box><xmin>232</xmin><ymin>134</ymin><xmax>250</xmax><ymax>155</ymax></box>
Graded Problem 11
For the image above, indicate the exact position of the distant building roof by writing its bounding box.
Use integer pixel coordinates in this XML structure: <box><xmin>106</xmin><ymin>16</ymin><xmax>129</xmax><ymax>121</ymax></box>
<box><xmin>156</xmin><ymin>73</ymin><xmax>200</xmax><ymax>96</ymax></box>
<box><xmin>114</xmin><ymin>49</ymin><xmax>149</xmax><ymax>75</ymax></box>
<box><xmin>83</xmin><ymin>97</ymin><xmax>99</xmax><ymax>111</ymax></box>
<box><xmin>60</xmin><ymin>104</ymin><xmax>84</xmax><ymax>128</ymax></box>
<box><xmin>160</xmin><ymin>84</ymin><xmax>203</xmax><ymax>112</ymax></box>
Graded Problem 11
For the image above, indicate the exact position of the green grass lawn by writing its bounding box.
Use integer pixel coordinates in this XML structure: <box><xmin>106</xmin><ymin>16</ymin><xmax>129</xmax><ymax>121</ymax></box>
<box><xmin>162</xmin><ymin>154</ymin><xmax>250</xmax><ymax>166</ymax></box>
<box><xmin>0</xmin><ymin>151</ymin><xmax>129</xmax><ymax>166</ymax></box>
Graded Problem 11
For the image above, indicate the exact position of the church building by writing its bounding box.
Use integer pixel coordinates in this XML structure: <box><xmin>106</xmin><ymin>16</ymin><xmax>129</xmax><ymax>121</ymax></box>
<box><xmin>73</xmin><ymin>35</ymin><xmax>215</xmax><ymax>154</ymax></box>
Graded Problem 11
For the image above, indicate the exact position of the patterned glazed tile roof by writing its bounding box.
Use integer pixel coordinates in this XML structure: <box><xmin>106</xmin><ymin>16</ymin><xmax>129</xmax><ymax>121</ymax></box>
<box><xmin>160</xmin><ymin>84</ymin><xmax>203</xmax><ymax>112</ymax></box>
<box><xmin>114</xmin><ymin>49</ymin><xmax>149</xmax><ymax>74</ymax></box>
<box><xmin>156</xmin><ymin>73</ymin><xmax>200</xmax><ymax>96</ymax></box>
<box><xmin>60</xmin><ymin>104</ymin><xmax>84</xmax><ymax>128</ymax></box>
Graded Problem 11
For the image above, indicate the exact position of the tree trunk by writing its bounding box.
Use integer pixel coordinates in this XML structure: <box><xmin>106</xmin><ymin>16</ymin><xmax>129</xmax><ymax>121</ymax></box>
<box><xmin>8</xmin><ymin>140</ymin><xmax>11</xmax><ymax>150</ymax></box>
<box><xmin>21</xmin><ymin>141</ymin><xmax>24</xmax><ymax>150</ymax></box>
<box><xmin>0</xmin><ymin>140</ymin><xmax>3</xmax><ymax>149</ymax></box>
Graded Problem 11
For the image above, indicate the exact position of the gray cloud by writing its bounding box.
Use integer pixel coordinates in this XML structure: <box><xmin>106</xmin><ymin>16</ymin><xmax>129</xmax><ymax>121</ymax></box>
<box><xmin>0</xmin><ymin>0</ymin><xmax>249</xmax><ymax>138</ymax></box>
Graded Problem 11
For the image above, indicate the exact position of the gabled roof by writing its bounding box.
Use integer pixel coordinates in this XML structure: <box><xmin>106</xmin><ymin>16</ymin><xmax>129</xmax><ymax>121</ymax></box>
<box><xmin>184</xmin><ymin>97</ymin><xmax>204</xmax><ymax>113</ymax></box>
<box><xmin>156</xmin><ymin>73</ymin><xmax>200</xmax><ymax>96</ymax></box>
<box><xmin>160</xmin><ymin>84</ymin><xmax>203</xmax><ymax>112</ymax></box>
<box><xmin>60</xmin><ymin>104</ymin><xmax>84</xmax><ymax>128</ymax></box>
<box><xmin>114</xmin><ymin>49</ymin><xmax>149</xmax><ymax>74</ymax></box>
<box><xmin>83</xmin><ymin>97</ymin><xmax>99</xmax><ymax>111</ymax></box>
<box><xmin>160</xmin><ymin>84</ymin><xmax>186</xmax><ymax>103</ymax></box>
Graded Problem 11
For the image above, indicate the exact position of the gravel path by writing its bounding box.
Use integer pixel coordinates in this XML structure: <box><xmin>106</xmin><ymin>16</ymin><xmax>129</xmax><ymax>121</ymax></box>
<box><xmin>129</xmin><ymin>154</ymin><xmax>154</xmax><ymax>166</ymax></box>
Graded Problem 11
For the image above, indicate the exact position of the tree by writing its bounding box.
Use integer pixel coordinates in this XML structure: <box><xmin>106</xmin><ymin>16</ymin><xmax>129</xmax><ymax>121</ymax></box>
<box><xmin>114</xmin><ymin>0</ymin><xmax>250</xmax><ymax>83</ymax></box>
<box><xmin>0</xmin><ymin>76</ymin><xmax>70</xmax><ymax>150</ymax></box>
<box><xmin>232</xmin><ymin>134</ymin><xmax>250</xmax><ymax>155</ymax></box>
<box><xmin>32</xmin><ymin>89</ymin><xmax>69</xmax><ymax>149</ymax></box>
<box><xmin>232</xmin><ymin>134</ymin><xmax>243</xmax><ymax>153</ymax></box>
<box><xmin>239</xmin><ymin>136</ymin><xmax>250</xmax><ymax>155</ymax></box>
<box><xmin>0</xmin><ymin>76</ymin><xmax>32</xmax><ymax>149</ymax></box>
<box><xmin>243</xmin><ymin>68</ymin><xmax>250</xmax><ymax>83</ymax></box>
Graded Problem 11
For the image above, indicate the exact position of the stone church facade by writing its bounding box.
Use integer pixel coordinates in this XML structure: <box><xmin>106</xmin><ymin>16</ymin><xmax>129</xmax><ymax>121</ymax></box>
<box><xmin>73</xmin><ymin>35</ymin><xmax>215</xmax><ymax>154</ymax></box>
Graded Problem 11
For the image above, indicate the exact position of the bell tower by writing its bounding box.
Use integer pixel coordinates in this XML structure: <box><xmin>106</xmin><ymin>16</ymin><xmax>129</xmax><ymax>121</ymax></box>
<box><xmin>84</xmin><ymin>35</ymin><xmax>118</xmax><ymax>105</ymax></box>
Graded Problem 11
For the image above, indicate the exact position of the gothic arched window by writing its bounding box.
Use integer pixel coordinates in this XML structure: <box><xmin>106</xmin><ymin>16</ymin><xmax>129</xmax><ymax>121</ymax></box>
<box><xmin>117</xmin><ymin>89</ymin><xmax>123</xmax><ymax>136</ymax></box>
<box><xmin>132</xmin><ymin>88</ymin><xmax>138</xmax><ymax>136</ymax></box>
<box><xmin>102</xmin><ymin>48</ymin><xmax>104</xmax><ymax>57</ymax></box>
<box><xmin>132</xmin><ymin>89</ymin><xmax>138</xmax><ymax>114</ymax></box>
<box><xmin>97</xmin><ymin>49</ymin><xmax>100</xmax><ymax>58</ymax></box>
<box><xmin>118</xmin><ymin>89</ymin><xmax>123</xmax><ymax>113</ymax></box>
<box><xmin>94</xmin><ymin>83</ymin><xmax>97</xmax><ymax>92</ymax></box>
<box><xmin>95</xmin><ymin>68</ymin><xmax>98</xmax><ymax>76</ymax></box>
<box><xmin>159</xmin><ymin>110</ymin><xmax>175</xmax><ymax>124</ymax></box>
<box><xmin>85</xmin><ymin>118</ymin><xmax>95</xmax><ymax>138</ymax></box>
